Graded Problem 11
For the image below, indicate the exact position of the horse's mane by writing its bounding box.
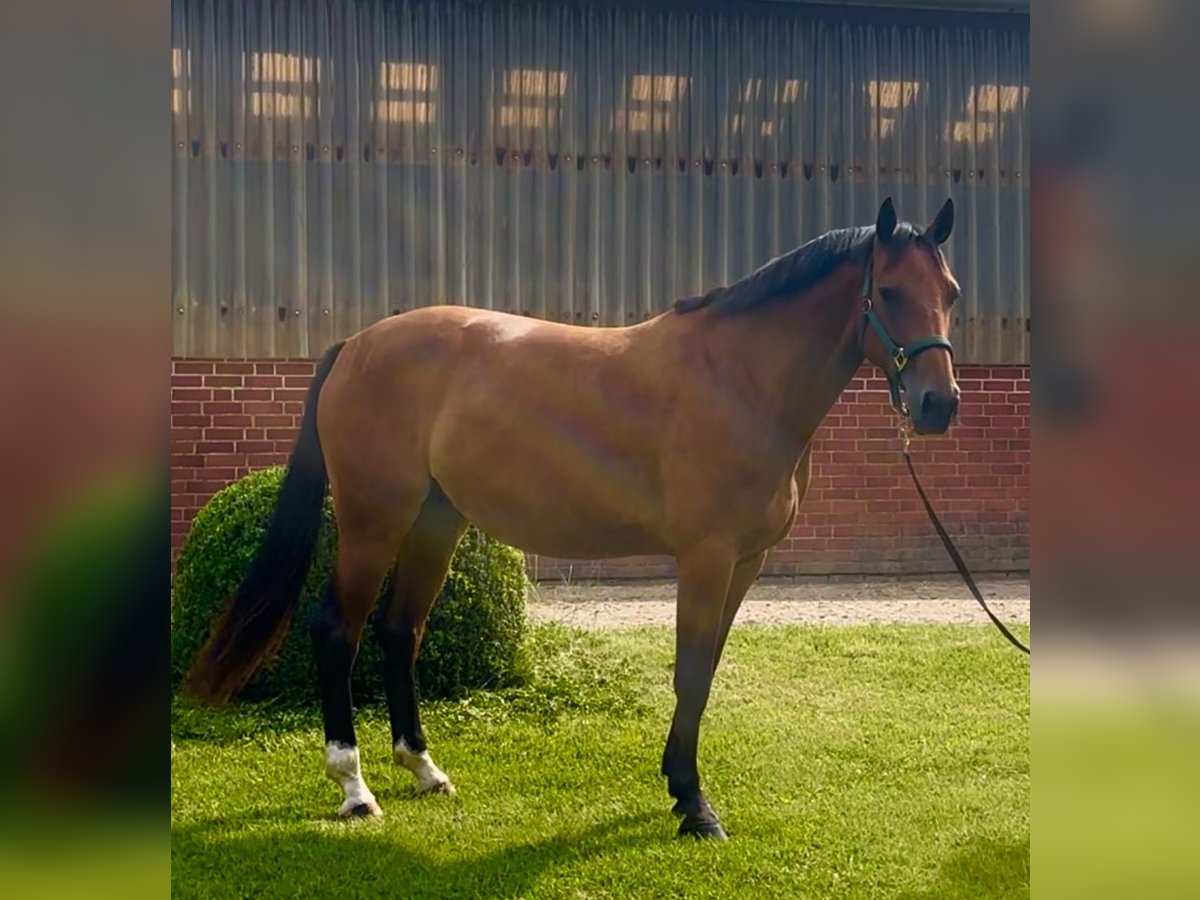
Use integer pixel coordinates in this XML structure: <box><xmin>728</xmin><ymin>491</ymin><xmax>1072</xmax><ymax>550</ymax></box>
<box><xmin>674</xmin><ymin>222</ymin><xmax>920</xmax><ymax>316</ymax></box>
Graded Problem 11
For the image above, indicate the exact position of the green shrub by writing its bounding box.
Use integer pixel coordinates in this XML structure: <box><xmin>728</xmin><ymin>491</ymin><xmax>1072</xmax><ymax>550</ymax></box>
<box><xmin>171</xmin><ymin>467</ymin><xmax>529</xmax><ymax>704</ymax></box>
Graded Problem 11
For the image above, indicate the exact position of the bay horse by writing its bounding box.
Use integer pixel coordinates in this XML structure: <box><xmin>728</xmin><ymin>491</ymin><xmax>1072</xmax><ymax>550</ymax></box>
<box><xmin>186</xmin><ymin>197</ymin><xmax>961</xmax><ymax>839</ymax></box>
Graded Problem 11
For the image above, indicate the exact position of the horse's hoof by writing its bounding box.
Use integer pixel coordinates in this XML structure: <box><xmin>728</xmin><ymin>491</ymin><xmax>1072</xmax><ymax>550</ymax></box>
<box><xmin>671</xmin><ymin>798</ymin><xmax>688</xmax><ymax>817</ymax></box>
<box><xmin>338</xmin><ymin>798</ymin><xmax>383</xmax><ymax>818</ymax></box>
<box><xmin>395</xmin><ymin>741</ymin><xmax>455</xmax><ymax>797</ymax></box>
<box><xmin>415</xmin><ymin>777</ymin><xmax>456</xmax><ymax>797</ymax></box>
<box><xmin>678</xmin><ymin>816</ymin><xmax>728</xmax><ymax>840</ymax></box>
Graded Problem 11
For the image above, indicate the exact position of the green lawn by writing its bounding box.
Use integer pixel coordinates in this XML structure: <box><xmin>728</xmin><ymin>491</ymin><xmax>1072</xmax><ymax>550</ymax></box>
<box><xmin>171</xmin><ymin>625</ymin><xmax>1029</xmax><ymax>899</ymax></box>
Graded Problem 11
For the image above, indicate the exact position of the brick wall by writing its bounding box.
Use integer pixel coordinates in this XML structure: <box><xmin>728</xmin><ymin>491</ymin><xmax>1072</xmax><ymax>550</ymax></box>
<box><xmin>171</xmin><ymin>360</ymin><xmax>1029</xmax><ymax>577</ymax></box>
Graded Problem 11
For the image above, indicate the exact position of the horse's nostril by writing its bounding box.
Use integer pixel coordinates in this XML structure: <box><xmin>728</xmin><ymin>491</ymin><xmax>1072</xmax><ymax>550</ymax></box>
<box><xmin>920</xmin><ymin>389</ymin><xmax>957</xmax><ymax>424</ymax></box>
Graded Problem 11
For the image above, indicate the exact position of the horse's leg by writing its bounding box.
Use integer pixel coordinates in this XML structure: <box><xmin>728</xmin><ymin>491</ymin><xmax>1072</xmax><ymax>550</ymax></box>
<box><xmin>661</xmin><ymin>548</ymin><xmax>736</xmax><ymax>839</ymax></box>
<box><xmin>375</xmin><ymin>488</ymin><xmax>467</xmax><ymax>795</ymax></box>
<box><xmin>661</xmin><ymin>549</ymin><xmax>764</xmax><ymax>833</ymax></box>
<box><xmin>711</xmin><ymin>551</ymin><xmax>767</xmax><ymax>673</ymax></box>
<box><xmin>311</xmin><ymin>525</ymin><xmax>402</xmax><ymax>818</ymax></box>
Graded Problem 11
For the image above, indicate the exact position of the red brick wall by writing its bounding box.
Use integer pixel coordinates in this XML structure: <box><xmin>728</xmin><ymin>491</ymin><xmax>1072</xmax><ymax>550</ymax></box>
<box><xmin>171</xmin><ymin>360</ymin><xmax>311</xmax><ymax>552</ymax></box>
<box><xmin>172</xmin><ymin>360</ymin><xmax>1029</xmax><ymax>577</ymax></box>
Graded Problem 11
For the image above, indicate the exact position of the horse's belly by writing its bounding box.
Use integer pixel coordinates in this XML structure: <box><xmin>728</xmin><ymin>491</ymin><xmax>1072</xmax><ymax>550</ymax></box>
<box><xmin>436</xmin><ymin>471</ymin><xmax>664</xmax><ymax>558</ymax></box>
<box><xmin>431</xmin><ymin>431</ymin><xmax>666</xmax><ymax>559</ymax></box>
<box><xmin>470</xmin><ymin>504</ymin><xmax>662</xmax><ymax>559</ymax></box>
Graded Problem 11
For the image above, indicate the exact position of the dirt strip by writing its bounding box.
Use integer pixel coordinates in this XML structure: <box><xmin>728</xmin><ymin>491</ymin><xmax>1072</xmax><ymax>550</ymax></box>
<box><xmin>528</xmin><ymin>576</ymin><xmax>1030</xmax><ymax>630</ymax></box>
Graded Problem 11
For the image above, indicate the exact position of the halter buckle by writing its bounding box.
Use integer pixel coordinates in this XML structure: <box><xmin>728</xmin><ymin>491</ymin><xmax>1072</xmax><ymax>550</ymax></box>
<box><xmin>893</xmin><ymin>348</ymin><xmax>908</xmax><ymax>372</ymax></box>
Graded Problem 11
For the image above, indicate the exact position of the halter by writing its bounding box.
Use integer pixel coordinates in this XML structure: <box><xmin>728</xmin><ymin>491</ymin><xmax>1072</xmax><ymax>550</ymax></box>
<box><xmin>858</xmin><ymin>237</ymin><xmax>955</xmax><ymax>417</ymax></box>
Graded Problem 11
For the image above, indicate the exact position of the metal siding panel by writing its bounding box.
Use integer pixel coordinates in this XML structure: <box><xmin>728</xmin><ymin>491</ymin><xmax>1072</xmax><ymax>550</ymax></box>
<box><xmin>173</xmin><ymin>0</ymin><xmax>1028</xmax><ymax>363</ymax></box>
<box><xmin>171</xmin><ymin>0</ymin><xmax>189</xmax><ymax>355</ymax></box>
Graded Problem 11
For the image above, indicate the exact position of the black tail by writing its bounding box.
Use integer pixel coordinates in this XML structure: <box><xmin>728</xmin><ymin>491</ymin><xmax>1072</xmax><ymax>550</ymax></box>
<box><xmin>185</xmin><ymin>341</ymin><xmax>346</xmax><ymax>704</ymax></box>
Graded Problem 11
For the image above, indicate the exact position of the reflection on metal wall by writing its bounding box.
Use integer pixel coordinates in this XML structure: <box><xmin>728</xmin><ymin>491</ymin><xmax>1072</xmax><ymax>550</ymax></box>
<box><xmin>172</xmin><ymin>0</ymin><xmax>1029</xmax><ymax>361</ymax></box>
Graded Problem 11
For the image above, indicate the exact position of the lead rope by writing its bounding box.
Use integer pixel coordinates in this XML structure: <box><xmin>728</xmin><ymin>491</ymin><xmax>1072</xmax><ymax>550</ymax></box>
<box><xmin>897</xmin><ymin>419</ymin><xmax>1031</xmax><ymax>654</ymax></box>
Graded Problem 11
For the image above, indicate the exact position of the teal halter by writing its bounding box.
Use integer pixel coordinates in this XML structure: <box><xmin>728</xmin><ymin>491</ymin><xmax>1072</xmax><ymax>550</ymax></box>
<box><xmin>858</xmin><ymin>238</ymin><xmax>955</xmax><ymax>416</ymax></box>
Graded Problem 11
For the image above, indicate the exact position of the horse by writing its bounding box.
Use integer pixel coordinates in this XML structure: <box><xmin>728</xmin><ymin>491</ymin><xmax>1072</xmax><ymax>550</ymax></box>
<box><xmin>186</xmin><ymin>197</ymin><xmax>961</xmax><ymax>839</ymax></box>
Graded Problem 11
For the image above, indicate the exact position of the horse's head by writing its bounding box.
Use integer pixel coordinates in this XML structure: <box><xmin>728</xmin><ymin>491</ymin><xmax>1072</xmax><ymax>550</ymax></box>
<box><xmin>863</xmin><ymin>197</ymin><xmax>961</xmax><ymax>435</ymax></box>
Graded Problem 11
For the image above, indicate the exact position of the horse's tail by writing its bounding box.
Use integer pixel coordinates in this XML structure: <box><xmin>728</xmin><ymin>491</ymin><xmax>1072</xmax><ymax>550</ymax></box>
<box><xmin>185</xmin><ymin>340</ymin><xmax>346</xmax><ymax>705</ymax></box>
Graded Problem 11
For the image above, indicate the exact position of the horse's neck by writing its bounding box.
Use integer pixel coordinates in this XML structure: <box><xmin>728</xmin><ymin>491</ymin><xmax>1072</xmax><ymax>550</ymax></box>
<box><xmin>706</xmin><ymin>265</ymin><xmax>865</xmax><ymax>451</ymax></box>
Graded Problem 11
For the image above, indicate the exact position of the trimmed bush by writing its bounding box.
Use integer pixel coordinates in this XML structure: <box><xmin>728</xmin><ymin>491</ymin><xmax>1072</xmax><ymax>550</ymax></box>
<box><xmin>172</xmin><ymin>467</ymin><xmax>529</xmax><ymax>704</ymax></box>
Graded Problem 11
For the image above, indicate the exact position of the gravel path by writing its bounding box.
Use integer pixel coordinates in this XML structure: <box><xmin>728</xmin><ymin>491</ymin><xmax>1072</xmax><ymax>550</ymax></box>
<box><xmin>528</xmin><ymin>576</ymin><xmax>1030</xmax><ymax>630</ymax></box>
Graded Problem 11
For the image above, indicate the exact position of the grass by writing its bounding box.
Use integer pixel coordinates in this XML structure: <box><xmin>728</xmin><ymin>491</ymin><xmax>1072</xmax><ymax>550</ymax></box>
<box><xmin>172</xmin><ymin>624</ymin><xmax>1029</xmax><ymax>899</ymax></box>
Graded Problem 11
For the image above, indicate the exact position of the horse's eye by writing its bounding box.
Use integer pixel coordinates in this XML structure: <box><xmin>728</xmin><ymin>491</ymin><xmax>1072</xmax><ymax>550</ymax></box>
<box><xmin>879</xmin><ymin>286</ymin><xmax>899</xmax><ymax>304</ymax></box>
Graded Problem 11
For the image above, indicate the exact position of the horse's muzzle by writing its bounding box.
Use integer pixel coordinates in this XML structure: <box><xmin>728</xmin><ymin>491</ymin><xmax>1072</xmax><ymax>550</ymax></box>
<box><xmin>912</xmin><ymin>386</ymin><xmax>960</xmax><ymax>434</ymax></box>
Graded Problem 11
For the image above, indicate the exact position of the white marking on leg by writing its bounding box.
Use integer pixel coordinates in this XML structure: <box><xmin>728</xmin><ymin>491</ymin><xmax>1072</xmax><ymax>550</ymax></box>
<box><xmin>325</xmin><ymin>742</ymin><xmax>382</xmax><ymax>817</ymax></box>
<box><xmin>394</xmin><ymin>738</ymin><xmax>455</xmax><ymax>795</ymax></box>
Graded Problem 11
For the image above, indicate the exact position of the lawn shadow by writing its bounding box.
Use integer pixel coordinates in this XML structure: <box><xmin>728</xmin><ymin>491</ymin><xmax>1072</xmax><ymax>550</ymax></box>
<box><xmin>170</xmin><ymin>699</ymin><xmax>328</xmax><ymax>745</ymax></box>
<box><xmin>898</xmin><ymin>836</ymin><xmax>1029</xmax><ymax>899</ymax></box>
<box><xmin>172</xmin><ymin>810</ymin><xmax>661</xmax><ymax>898</ymax></box>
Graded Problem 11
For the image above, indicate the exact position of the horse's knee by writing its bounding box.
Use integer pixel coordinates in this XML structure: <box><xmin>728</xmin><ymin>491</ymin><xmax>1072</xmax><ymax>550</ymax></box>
<box><xmin>309</xmin><ymin>597</ymin><xmax>337</xmax><ymax>643</ymax></box>
<box><xmin>373</xmin><ymin>609</ymin><xmax>410</xmax><ymax>642</ymax></box>
<box><xmin>374</xmin><ymin>612</ymin><xmax>419</xmax><ymax>659</ymax></box>
<box><xmin>310</xmin><ymin>597</ymin><xmax>357</xmax><ymax>667</ymax></box>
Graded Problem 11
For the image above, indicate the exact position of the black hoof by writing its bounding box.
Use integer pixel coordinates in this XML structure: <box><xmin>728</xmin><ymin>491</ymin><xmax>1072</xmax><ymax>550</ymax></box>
<box><xmin>347</xmin><ymin>802</ymin><xmax>376</xmax><ymax>818</ymax></box>
<box><xmin>678</xmin><ymin>816</ymin><xmax>729</xmax><ymax>840</ymax></box>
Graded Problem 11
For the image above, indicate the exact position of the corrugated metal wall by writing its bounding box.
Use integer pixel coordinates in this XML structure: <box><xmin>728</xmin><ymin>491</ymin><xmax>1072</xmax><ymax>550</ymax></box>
<box><xmin>172</xmin><ymin>0</ymin><xmax>1029</xmax><ymax>361</ymax></box>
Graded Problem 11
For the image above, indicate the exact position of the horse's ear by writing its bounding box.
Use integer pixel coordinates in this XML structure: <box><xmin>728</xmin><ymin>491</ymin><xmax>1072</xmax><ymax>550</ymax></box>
<box><xmin>927</xmin><ymin>197</ymin><xmax>954</xmax><ymax>245</ymax></box>
<box><xmin>876</xmin><ymin>197</ymin><xmax>897</xmax><ymax>242</ymax></box>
